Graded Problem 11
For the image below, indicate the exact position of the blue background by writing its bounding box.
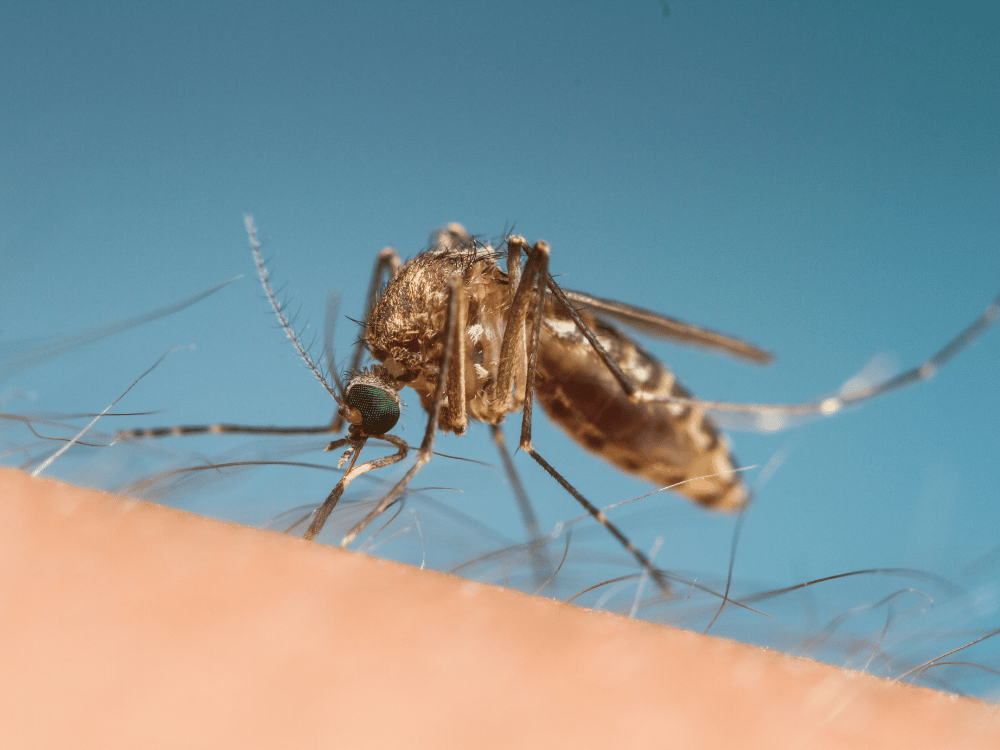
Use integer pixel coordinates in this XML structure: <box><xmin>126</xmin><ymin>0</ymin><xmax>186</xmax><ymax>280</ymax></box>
<box><xmin>3</xmin><ymin>2</ymin><xmax>999</xmax><ymax>693</ymax></box>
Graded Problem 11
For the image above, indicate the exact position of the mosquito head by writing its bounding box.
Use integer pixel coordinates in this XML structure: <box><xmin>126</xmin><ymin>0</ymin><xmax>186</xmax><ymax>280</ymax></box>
<box><xmin>339</xmin><ymin>365</ymin><xmax>401</xmax><ymax>437</ymax></box>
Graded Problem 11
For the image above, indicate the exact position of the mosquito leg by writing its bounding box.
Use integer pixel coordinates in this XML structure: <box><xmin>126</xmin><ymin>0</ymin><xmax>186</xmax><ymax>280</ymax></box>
<box><xmin>833</xmin><ymin>291</ymin><xmax>1000</xmax><ymax>404</ymax></box>
<box><xmin>489</xmin><ymin>424</ymin><xmax>540</xmax><ymax>540</ymax></box>
<box><xmin>116</xmin><ymin>423</ymin><xmax>338</xmax><ymax>441</ymax></box>
<box><xmin>323</xmin><ymin>296</ymin><xmax>348</xmax><ymax>399</ymax></box>
<box><xmin>503</xmin><ymin>236</ymin><xmax>529</xmax><ymax>408</ymax></box>
<box><xmin>346</xmin><ymin>247</ymin><xmax>402</xmax><ymax>377</ymax></box>
<box><xmin>443</xmin><ymin>273</ymin><xmax>469</xmax><ymax>435</ymax></box>
<box><xmin>338</xmin><ymin>275</ymin><xmax>464</xmax><ymax>549</ymax></box>
<box><xmin>303</xmin><ymin>433</ymin><xmax>409</xmax><ymax>541</ymax></box>
<box><xmin>544</xmin><ymin>274</ymin><xmax>643</xmax><ymax>400</ymax></box>
<box><xmin>526</xmin><ymin>447</ymin><xmax>670</xmax><ymax>592</ymax></box>
<box><xmin>647</xmin><ymin>290</ymin><xmax>1000</xmax><ymax>431</ymax></box>
<box><xmin>548</xmin><ymin>271</ymin><xmax>1000</xmax><ymax>432</ymax></box>
<box><xmin>517</xmin><ymin>241</ymin><xmax>549</xmax><ymax>455</ymax></box>
<box><xmin>505</xmin><ymin>234</ymin><xmax>524</xmax><ymax>301</ymax></box>
<box><xmin>515</xmin><ymin>242</ymin><xmax>671</xmax><ymax>591</ymax></box>
<box><xmin>490</xmin><ymin>423</ymin><xmax>551</xmax><ymax>587</ymax></box>
<box><xmin>494</xmin><ymin>237</ymin><xmax>548</xmax><ymax>412</ymax></box>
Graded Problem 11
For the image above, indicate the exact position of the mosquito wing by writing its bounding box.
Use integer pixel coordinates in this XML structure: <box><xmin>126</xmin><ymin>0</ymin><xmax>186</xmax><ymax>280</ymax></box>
<box><xmin>560</xmin><ymin>289</ymin><xmax>773</xmax><ymax>365</ymax></box>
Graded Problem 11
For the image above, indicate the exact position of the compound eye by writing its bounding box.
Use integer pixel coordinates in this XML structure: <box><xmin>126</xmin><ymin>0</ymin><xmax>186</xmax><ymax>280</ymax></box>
<box><xmin>346</xmin><ymin>383</ymin><xmax>400</xmax><ymax>435</ymax></box>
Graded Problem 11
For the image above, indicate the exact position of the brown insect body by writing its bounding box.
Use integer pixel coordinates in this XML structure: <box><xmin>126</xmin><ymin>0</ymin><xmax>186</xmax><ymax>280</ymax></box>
<box><xmin>365</xmin><ymin>226</ymin><xmax>747</xmax><ymax>511</ymax></box>
<box><xmin>116</xmin><ymin>216</ymin><xmax>999</xmax><ymax>589</ymax></box>
<box><xmin>365</xmin><ymin>234</ymin><xmax>515</xmax><ymax>433</ymax></box>
<box><xmin>534</xmin><ymin>303</ymin><xmax>747</xmax><ymax>510</ymax></box>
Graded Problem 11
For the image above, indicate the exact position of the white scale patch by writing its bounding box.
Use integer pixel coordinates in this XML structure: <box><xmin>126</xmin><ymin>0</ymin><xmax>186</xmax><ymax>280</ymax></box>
<box><xmin>546</xmin><ymin>318</ymin><xmax>578</xmax><ymax>337</ymax></box>
<box><xmin>467</xmin><ymin>322</ymin><xmax>484</xmax><ymax>344</ymax></box>
<box><xmin>628</xmin><ymin>361</ymin><xmax>653</xmax><ymax>383</ymax></box>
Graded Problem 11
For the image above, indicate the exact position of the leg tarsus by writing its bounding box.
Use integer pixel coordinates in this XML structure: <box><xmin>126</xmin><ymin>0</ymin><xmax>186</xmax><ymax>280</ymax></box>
<box><xmin>525</xmin><ymin>446</ymin><xmax>671</xmax><ymax>592</ymax></box>
<box><xmin>303</xmin><ymin>433</ymin><xmax>408</xmax><ymax>541</ymax></box>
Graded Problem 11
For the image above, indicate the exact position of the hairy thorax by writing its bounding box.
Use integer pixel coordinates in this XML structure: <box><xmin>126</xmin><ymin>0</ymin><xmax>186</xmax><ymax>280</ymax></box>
<box><xmin>365</xmin><ymin>244</ymin><xmax>519</xmax><ymax>432</ymax></box>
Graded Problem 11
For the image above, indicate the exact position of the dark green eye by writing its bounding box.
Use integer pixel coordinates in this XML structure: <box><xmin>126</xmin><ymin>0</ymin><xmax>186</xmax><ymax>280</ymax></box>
<box><xmin>346</xmin><ymin>383</ymin><xmax>400</xmax><ymax>435</ymax></box>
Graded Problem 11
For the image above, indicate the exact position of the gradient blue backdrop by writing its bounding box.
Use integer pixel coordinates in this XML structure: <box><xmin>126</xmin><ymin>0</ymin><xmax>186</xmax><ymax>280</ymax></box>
<box><xmin>3</xmin><ymin>1</ymin><xmax>998</xmax><ymax>689</ymax></box>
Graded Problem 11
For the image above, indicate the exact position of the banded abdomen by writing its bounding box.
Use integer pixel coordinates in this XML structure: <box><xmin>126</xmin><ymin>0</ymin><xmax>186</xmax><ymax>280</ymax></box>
<box><xmin>533</xmin><ymin>302</ymin><xmax>748</xmax><ymax>511</ymax></box>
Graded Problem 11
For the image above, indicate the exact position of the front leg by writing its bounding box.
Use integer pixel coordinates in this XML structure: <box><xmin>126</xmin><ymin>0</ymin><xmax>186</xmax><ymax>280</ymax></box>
<box><xmin>332</xmin><ymin>247</ymin><xmax>403</xmax><ymax>433</ymax></box>
<box><xmin>350</xmin><ymin>246</ymin><xmax>403</xmax><ymax>375</ymax></box>
<box><xmin>339</xmin><ymin>274</ymin><xmax>465</xmax><ymax>549</ymax></box>
<box><xmin>302</xmin><ymin>433</ymin><xmax>409</xmax><ymax>541</ymax></box>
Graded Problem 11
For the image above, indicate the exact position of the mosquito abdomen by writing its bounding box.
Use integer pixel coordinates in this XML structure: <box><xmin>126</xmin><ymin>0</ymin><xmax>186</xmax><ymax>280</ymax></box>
<box><xmin>534</xmin><ymin>308</ymin><xmax>749</xmax><ymax>511</ymax></box>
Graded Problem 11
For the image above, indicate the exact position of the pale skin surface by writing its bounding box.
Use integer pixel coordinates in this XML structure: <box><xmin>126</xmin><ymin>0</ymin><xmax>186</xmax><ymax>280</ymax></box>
<box><xmin>0</xmin><ymin>468</ymin><xmax>996</xmax><ymax>750</ymax></box>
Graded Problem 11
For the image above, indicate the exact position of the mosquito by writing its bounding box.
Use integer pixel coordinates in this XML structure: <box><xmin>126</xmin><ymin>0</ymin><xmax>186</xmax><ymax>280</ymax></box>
<box><xmin>118</xmin><ymin>217</ymin><xmax>1000</xmax><ymax>591</ymax></box>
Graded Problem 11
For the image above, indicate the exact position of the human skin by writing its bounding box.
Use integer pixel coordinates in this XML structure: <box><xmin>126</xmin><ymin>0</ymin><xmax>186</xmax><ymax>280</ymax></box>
<box><xmin>0</xmin><ymin>467</ymin><xmax>996</xmax><ymax>749</ymax></box>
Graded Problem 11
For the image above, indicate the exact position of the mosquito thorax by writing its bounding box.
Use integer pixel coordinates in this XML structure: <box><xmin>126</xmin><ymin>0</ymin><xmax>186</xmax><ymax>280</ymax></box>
<box><xmin>340</xmin><ymin>366</ymin><xmax>402</xmax><ymax>436</ymax></box>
